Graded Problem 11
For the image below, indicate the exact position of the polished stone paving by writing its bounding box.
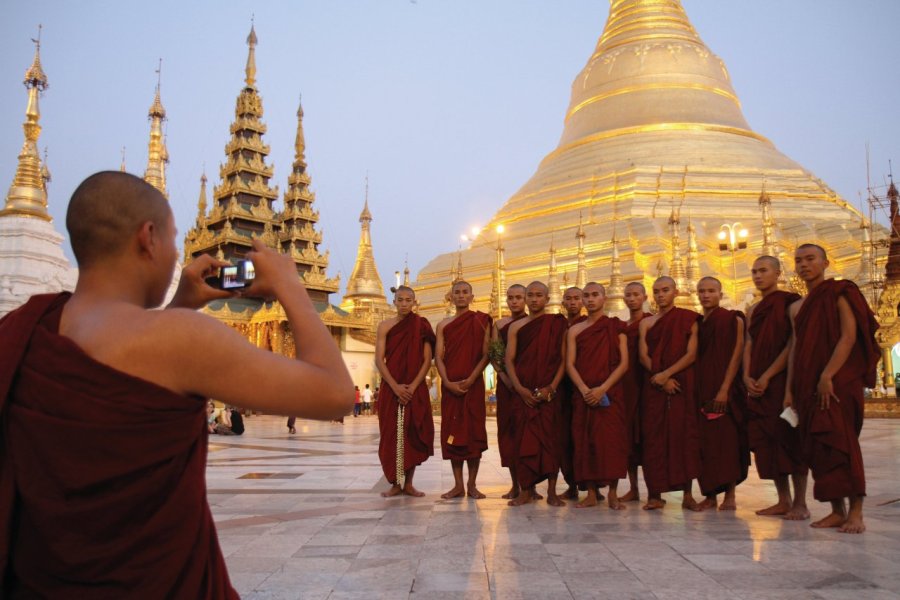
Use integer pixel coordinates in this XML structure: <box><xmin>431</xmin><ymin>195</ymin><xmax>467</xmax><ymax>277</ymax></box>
<box><xmin>207</xmin><ymin>415</ymin><xmax>900</xmax><ymax>599</ymax></box>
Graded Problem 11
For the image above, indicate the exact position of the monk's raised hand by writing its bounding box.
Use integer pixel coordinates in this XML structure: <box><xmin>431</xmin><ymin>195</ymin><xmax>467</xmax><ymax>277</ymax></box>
<box><xmin>167</xmin><ymin>254</ymin><xmax>235</xmax><ymax>310</ymax></box>
<box><xmin>242</xmin><ymin>239</ymin><xmax>305</xmax><ymax>301</ymax></box>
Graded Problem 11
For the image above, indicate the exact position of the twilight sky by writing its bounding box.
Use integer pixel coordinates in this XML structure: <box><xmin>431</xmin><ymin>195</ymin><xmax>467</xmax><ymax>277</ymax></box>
<box><xmin>2</xmin><ymin>1</ymin><xmax>899</xmax><ymax>296</ymax></box>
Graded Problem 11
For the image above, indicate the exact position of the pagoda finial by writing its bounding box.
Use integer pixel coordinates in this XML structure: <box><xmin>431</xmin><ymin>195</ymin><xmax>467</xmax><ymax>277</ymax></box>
<box><xmin>2</xmin><ymin>27</ymin><xmax>52</xmax><ymax>220</ymax></box>
<box><xmin>547</xmin><ymin>234</ymin><xmax>561</xmax><ymax>312</ymax></box>
<box><xmin>685</xmin><ymin>212</ymin><xmax>701</xmax><ymax>310</ymax></box>
<box><xmin>143</xmin><ymin>60</ymin><xmax>168</xmax><ymax>198</ymax></box>
<box><xmin>294</xmin><ymin>94</ymin><xmax>306</xmax><ymax>161</ymax></box>
<box><xmin>119</xmin><ymin>146</ymin><xmax>126</xmax><ymax>172</ymax></box>
<box><xmin>245</xmin><ymin>19</ymin><xmax>258</xmax><ymax>88</ymax></box>
<box><xmin>196</xmin><ymin>171</ymin><xmax>208</xmax><ymax>224</ymax></box>
<box><xmin>667</xmin><ymin>205</ymin><xmax>688</xmax><ymax>301</ymax></box>
<box><xmin>403</xmin><ymin>255</ymin><xmax>410</xmax><ymax>287</ymax></box>
<box><xmin>343</xmin><ymin>190</ymin><xmax>387</xmax><ymax>303</ymax></box>
<box><xmin>575</xmin><ymin>210</ymin><xmax>587</xmax><ymax>288</ymax></box>
<box><xmin>606</xmin><ymin>184</ymin><xmax>625</xmax><ymax>313</ymax></box>
<box><xmin>360</xmin><ymin>175</ymin><xmax>372</xmax><ymax>224</ymax></box>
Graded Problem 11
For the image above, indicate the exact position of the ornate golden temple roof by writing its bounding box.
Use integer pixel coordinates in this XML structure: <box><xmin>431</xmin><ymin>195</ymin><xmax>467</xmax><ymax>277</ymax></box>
<box><xmin>143</xmin><ymin>59</ymin><xmax>168</xmax><ymax>198</ymax></box>
<box><xmin>2</xmin><ymin>27</ymin><xmax>52</xmax><ymax>221</ymax></box>
<box><xmin>412</xmin><ymin>0</ymin><xmax>870</xmax><ymax>321</ymax></box>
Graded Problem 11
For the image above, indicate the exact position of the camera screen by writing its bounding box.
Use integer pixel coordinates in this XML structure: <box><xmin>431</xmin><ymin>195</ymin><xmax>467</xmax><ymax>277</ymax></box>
<box><xmin>244</xmin><ymin>261</ymin><xmax>255</xmax><ymax>282</ymax></box>
<box><xmin>221</xmin><ymin>265</ymin><xmax>241</xmax><ymax>289</ymax></box>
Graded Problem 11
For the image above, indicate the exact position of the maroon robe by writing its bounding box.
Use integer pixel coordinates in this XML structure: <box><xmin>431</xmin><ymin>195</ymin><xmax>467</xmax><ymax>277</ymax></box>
<box><xmin>558</xmin><ymin>314</ymin><xmax>588</xmax><ymax>488</ymax></box>
<box><xmin>746</xmin><ymin>291</ymin><xmax>805</xmax><ymax>479</ymax></box>
<box><xmin>791</xmin><ymin>279</ymin><xmax>878</xmax><ymax>501</ymax></box>
<box><xmin>0</xmin><ymin>294</ymin><xmax>236</xmax><ymax>598</ymax></box>
<box><xmin>641</xmin><ymin>307</ymin><xmax>701</xmax><ymax>495</ymax></box>
<box><xmin>696</xmin><ymin>307</ymin><xmax>750</xmax><ymax>496</ymax></box>
<box><xmin>496</xmin><ymin>315</ymin><xmax>526</xmax><ymax>469</ymax></box>
<box><xmin>512</xmin><ymin>313</ymin><xmax>568</xmax><ymax>488</ymax></box>
<box><xmin>571</xmin><ymin>317</ymin><xmax>628</xmax><ymax>486</ymax></box>
<box><xmin>440</xmin><ymin>310</ymin><xmax>492</xmax><ymax>460</ymax></box>
<box><xmin>377</xmin><ymin>313</ymin><xmax>436</xmax><ymax>483</ymax></box>
<box><xmin>623</xmin><ymin>313</ymin><xmax>652</xmax><ymax>468</ymax></box>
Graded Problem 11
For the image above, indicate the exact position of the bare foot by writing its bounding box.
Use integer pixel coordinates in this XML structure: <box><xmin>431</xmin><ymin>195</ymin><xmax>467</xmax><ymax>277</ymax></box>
<box><xmin>839</xmin><ymin>514</ymin><xmax>865</xmax><ymax>534</ymax></box>
<box><xmin>403</xmin><ymin>484</ymin><xmax>425</xmax><ymax>497</ymax></box>
<box><xmin>608</xmin><ymin>494</ymin><xmax>626</xmax><ymax>511</ymax></box>
<box><xmin>467</xmin><ymin>487</ymin><xmax>486</xmax><ymax>499</ymax></box>
<box><xmin>696</xmin><ymin>497</ymin><xmax>717</xmax><ymax>511</ymax></box>
<box><xmin>619</xmin><ymin>489</ymin><xmax>640</xmax><ymax>503</ymax></box>
<box><xmin>508</xmin><ymin>489</ymin><xmax>533</xmax><ymax>506</ymax></box>
<box><xmin>532</xmin><ymin>489</ymin><xmax>544</xmax><ymax>500</ymax></box>
<box><xmin>756</xmin><ymin>501</ymin><xmax>791</xmax><ymax>516</ymax></box>
<box><xmin>576</xmin><ymin>493</ymin><xmax>598</xmax><ymax>508</ymax></box>
<box><xmin>565</xmin><ymin>485</ymin><xmax>579</xmax><ymax>500</ymax></box>
<box><xmin>441</xmin><ymin>485</ymin><xmax>465</xmax><ymax>499</ymax></box>
<box><xmin>547</xmin><ymin>494</ymin><xmax>566</xmax><ymax>507</ymax></box>
<box><xmin>380</xmin><ymin>484</ymin><xmax>403</xmax><ymax>498</ymax></box>
<box><xmin>811</xmin><ymin>511</ymin><xmax>845</xmax><ymax>529</ymax></box>
<box><xmin>682</xmin><ymin>496</ymin><xmax>703</xmax><ymax>512</ymax></box>
<box><xmin>502</xmin><ymin>486</ymin><xmax>520</xmax><ymax>500</ymax></box>
<box><xmin>719</xmin><ymin>498</ymin><xmax>737</xmax><ymax>511</ymax></box>
<box><xmin>783</xmin><ymin>505</ymin><xmax>811</xmax><ymax>521</ymax></box>
<box><xmin>643</xmin><ymin>498</ymin><xmax>666</xmax><ymax>511</ymax></box>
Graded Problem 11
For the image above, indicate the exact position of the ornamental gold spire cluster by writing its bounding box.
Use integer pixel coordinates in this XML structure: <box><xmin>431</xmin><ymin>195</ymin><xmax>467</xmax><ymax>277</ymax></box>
<box><xmin>2</xmin><ymin>28</ymin><xmax>51</xmax><ymax>221</ymax></box>
<box><xmin>575</xmin><ymin>213</ymin><xmax>587</xmax><ymax>289</ymax></box>
<box><xmin>143</xmin><ymin>60</ymin><xmax>168</xmax><ymax>198</ymax></box>
<box><xmin>547</xmin><ymin>236</ymin><xmax>561</xmax><ymax>312</ymax></box>
<box><xmin>342</xmin><ymin>180</ymin><xmax>388</xmax><ymax>310</ymax></box>
<box><xmin>183</xmin><ymin>24</ymin><xmax>338</xmax><ymax>303</ymax></box>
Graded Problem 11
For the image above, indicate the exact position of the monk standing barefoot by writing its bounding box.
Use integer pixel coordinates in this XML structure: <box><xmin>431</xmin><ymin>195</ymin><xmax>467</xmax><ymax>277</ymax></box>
<box><xmin>567</xmin><ymin>283</ymin><xmax>630</xmax><ymax>510</ymax></box>
<box><xmin>505</xmin><ymin>282</ymin><xmax>569</xmax><ymax>507</ymax></box>
<box><xmin>620</xmin><ymin>282</ymin><xmax>652</xmax><ymax>503</ymax></box>
<box><xmin>695</xmin><ymin>277</ymin><xmax>749</xmax><ymax>512</ymax></box>
<box><xmin>743</xmin><ymin>256</ymin><xmax>809</xmax><ymax>519</ymax></box>
<box><xmin>786</xmin><ymin>244</ymin><xmax>878</xmax><ymax>534</ymax></box>
<box><xmin>376</xmin><ymin>287</ymin><xmax>436</xmax><ymax>498</ymax></box>
<box><xmin>559</xmin><ymin>286</ymin><xmax>587</xmax><ymax>500</ymax></box>
<box><xmin>492</xmin><ymin>284</ymin><xmax>528</xmax><ymax>500</ymax></box>
<box><xmin>435</xmin><ymin>281</ymin><xmax>492</xmax><ymax>500</ymax></box>
<box><xmin>639</xmin><ymin>277</ymin><xmax>701</xmax><ymax>511</ymax></box>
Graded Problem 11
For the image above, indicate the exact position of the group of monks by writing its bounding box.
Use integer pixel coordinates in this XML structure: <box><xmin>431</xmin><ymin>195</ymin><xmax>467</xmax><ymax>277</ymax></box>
<box><xmin>374</xmin><ymin>244</ymin><xmax>878</xmax><ymax>534</ymax></box>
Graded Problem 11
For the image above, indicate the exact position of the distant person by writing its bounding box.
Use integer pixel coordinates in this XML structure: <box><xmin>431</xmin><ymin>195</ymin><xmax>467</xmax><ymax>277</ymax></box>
<box><xmin>354</xmin><ymin>385</ymin><xmax>361</xmax><ymax>417</ymax></box>
<box><xmin>363</xmin><ymin>384</ymin><xmax>373</xmax><ymax>415</ymax></box>
<box><xmin>0</xmin><ymin>172</ymin><xmax>353</xmax><ymax>597</ymax></box>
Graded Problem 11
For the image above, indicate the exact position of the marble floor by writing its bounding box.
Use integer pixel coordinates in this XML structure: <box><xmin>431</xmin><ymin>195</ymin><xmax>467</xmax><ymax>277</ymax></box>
<box><xmin>207</xmin><ymin>415</ymin><xmax>900</xmax><ymax>600</ymax></box>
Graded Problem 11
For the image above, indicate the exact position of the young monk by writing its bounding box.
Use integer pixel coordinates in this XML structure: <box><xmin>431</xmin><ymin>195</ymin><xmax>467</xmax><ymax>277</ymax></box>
<box><xmin>743</xmin><ymin>256</ymin><xmax>809</xmax><ymax>519</ymax></box>
<box><xmin>639</xmin><ymin>276</ymin><xmax>701</xmax><ymax>511</ymax></box>
<box><xmin>375</xmin><ymin>286</ymin><xmax>436</xmax><ymax>498</ymax></box>
<box><xmin>435</xmin><ymin>280</ymin><xmax>492</xmax><ymax>499</ymax></box>
<box><xmin>566</xmin><ymin>282</ymin><xmax>630</xmax><ymax>509</ymax></box>
<box><xmin>559</xmin><ymin>286</ymin><xmax>586</xmax><ymax>499</ymax></box>
<box><xmin>695</xmin><ymin>277</ymin><xmax>749</xmax><ymax>511</ymax></box>
<box><xmin>786</xmin><ymin>244</ymin><xmax>878</xmax><ymax>533</ymax></box>
<box><xmin>505</xmin><ymin>281</ymin><xmax>569</xmax><ymax>506</ymax></box>
<box><xmin>620</xmin><ymin>282</ymin><xmax>652</xmax><ymax>503</ymax></box>
<box><xmin>0</xmin><ymin>172</ymin><xmax>353</xmax><ymax>597</ymax></box>
<box><xmin>491</xmin><ymin>284</ymin><xmax>528</xmax><ymax>500</ymax></box>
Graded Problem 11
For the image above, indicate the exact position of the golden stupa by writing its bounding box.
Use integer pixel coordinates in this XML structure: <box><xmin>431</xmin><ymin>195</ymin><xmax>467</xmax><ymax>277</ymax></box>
<box><xmin>412</xmin><ymin>0</ymin><xmax>869</xmax><ymax>322</ymax></box>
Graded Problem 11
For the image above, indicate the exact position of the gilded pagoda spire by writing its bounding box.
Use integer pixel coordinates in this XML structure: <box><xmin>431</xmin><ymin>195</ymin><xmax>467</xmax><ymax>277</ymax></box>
<box><xmin>143</xmin><ymin>59</ymin><xmax>168</xmax><ymax>198</ymax></box>
<box><xmin>759</xmin><ymin>180</ymin><xmax>777</xmax><ymax>257</ymax></box>
<box><xmin>884</xmin><ymin>180</ymin><xmax>900</xmax><ymax>283</ymax></box>
<box><xmin>245</xmin><ymin>22</ymin><xmax>258</xmax><ymax>88</ymax></box>
<box><xmin>547</xmin><ymin>235</ymin><xmax>561</xmax><ymax>313</ymax></box>
<box><xmin>196</xmin><ymin>172</ymin><xmax>208</xmax><ymax>224</ymax></box>
<box><xmin>119</xmin><ymin>147</ymin><xmax>126</xmax><ymax>172</ymax></box>
<box><xmin>489</xmin><ymin>226</ymin><xmax>506</xmax><ymax>319</ymax></box>
<box><xmin>668</xmin><ymin>207</ymin><xmax>686</xmax><ymax>290</ymax></box>
<box><xmin>2</xmin><ymin>27</ymin><xmax>51</xmax><ymax>221</ymax></box>
<box><xmin>685</xmin><ymin>213</ymin><xmax>701</xmax><ymax>311</ymax></box>
<box><xmin>575</xmin><ymin>212</ymin><xmax>587</xmax><ymax>289</ymax></box>
<box><xmin>606</xmin><ymin>219</ymin><xmax>625</xmax><ymax>313</ymax></box>
<box><xmin>343</xmin><ymin>183</ymin><xmax>387</xmax><ymax>303</ymax></box>
<box><xmin>403</xmin><ymin>259</ymin><xmax>411</xmax><ymax>287</ymax></box>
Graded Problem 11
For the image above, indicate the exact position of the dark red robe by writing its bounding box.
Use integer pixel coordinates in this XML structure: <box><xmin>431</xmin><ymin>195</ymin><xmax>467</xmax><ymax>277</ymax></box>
<box><xmin>0</xmin><ymin>294</ymin><xmax>237</xmax><ymax>599</ymax></box>
<box><xmin>440</xmin><ymin>310</ymin><xmax>492</xmax><ymax>460</ymax></box>
<box><xmin>623</xmin><ymin>313</ymin><xmax>652</xmax><ymax>468</ymax></box>
<box><xmin>791</xmin><ymin>279</ymin><xmax>878</xmax><ymax>502</ymax></box>
<box><xmin>696</xmin><ymin>307</ymin><xmax>750</xmax><ymax>496</ymax></box>
<box><xmin>377</xmin><ymin>313</ymin><xmax>436</xmax><ymax>483</ymax></box>
<box><xmin>746</xmin><ymin>291</ymin><xmax>805</xmax><ymax>479</ymax></box>
<box><xmin>571</xmin><ymin>317</ymin><xmax>628</xmax><ymax>486</ymax></box>
<box><xmin>641</xmin><ymin>307</ymin><xmax>701</xmax><ymax>495</ymax></box>
<box><xmin>558</xmin><ymin>314</ymin><xmax>588</xmax><ymax>488</ymax></box>
<box><xmin>496</xmin><ymin>315</ymin><xmax>526</xmax><ymax>469</ymax></box>
<box><xmin>512</xmin><ymin>313</ymin><xmax>568</xmax><ymax>488</ymax></box>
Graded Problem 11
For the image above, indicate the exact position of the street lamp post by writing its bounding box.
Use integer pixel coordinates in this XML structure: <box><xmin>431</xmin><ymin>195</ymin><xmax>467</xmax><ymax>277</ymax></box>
<box><xmin>718</xmin><ymin>222</ymin><xmax>748</xmax><ymax>304</ymax></box>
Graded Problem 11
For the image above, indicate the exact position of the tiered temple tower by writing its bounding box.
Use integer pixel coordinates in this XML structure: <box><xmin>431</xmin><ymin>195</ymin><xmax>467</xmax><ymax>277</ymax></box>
<box><xmin>182</xmin><ymin>25</ymin><xmax>362</xmax><ymax>356</ymax></box>
<box><xmin>412</xmin><ymin>0</ymin><xmax>872</xmax><ymax>322</ymax></box>
<box><xmin>143</xmin><ymin>62</ymin><xmax>168</xmax><ymax>198</ymax></box>
<box><xmin>0</xmin><ymin>30</ymin><xmax>73</xmax><ymax>317</ymax></box>
<box><xmin>874</xmin><ymin>180</ymin><xmax>900</xmax><ymax>397</ymax></box>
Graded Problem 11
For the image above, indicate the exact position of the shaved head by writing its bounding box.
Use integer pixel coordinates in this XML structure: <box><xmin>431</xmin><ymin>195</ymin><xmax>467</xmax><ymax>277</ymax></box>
<box><xmin>66</xmin><ymin>171</ymin><xmax>171</xmax><ymax>268</ymax></box>
<box><xmin>564</xmin><ymin>286</ymin><xmax>582</xmax><ymax>295</ymax></box>
<box><xmin>654</xmin><ymin>276</ymin><xmax>676</xmax><ymax>288</ymax></box>
<box><xmin>625</xmin><ymin>282</ymin><xmax>646</xmax><ymax>294</ymax></box>
<box><xmin>507</xmin><ymin>284</ymin><xmax>526</xmax><ymax>293</ymax></box>
<box><xmin>797</xmin><ymin>243</ymin><xmax>827</xmax><ymax>260</ymax></box>
<box><xmin>583</xmin><ymin>281</ymin><xmax>605</xmax><ymax>295</ymax></box>
<box><xmin>697</xmin><ymin>276</ymin><xmax>722</xmax><ymax>290</ymax></box>
<box><xmin>394</xmin><ymin>285</ymin><xmax>415</xmax><ymax>297</ymax></box>
<box><xmin>527</xmin><ymin>281</ymin><xmax>549</xmax><ymax>294</ymax></box>
<box><xmin>754</xmin><ymin>255</ymin><xmax>781</xmax><ymax>271</ymax></box>
<box><xmin>452</xmin><ymin>279</ymin><xmax>472</xmax><ymax>293</ymax></box>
